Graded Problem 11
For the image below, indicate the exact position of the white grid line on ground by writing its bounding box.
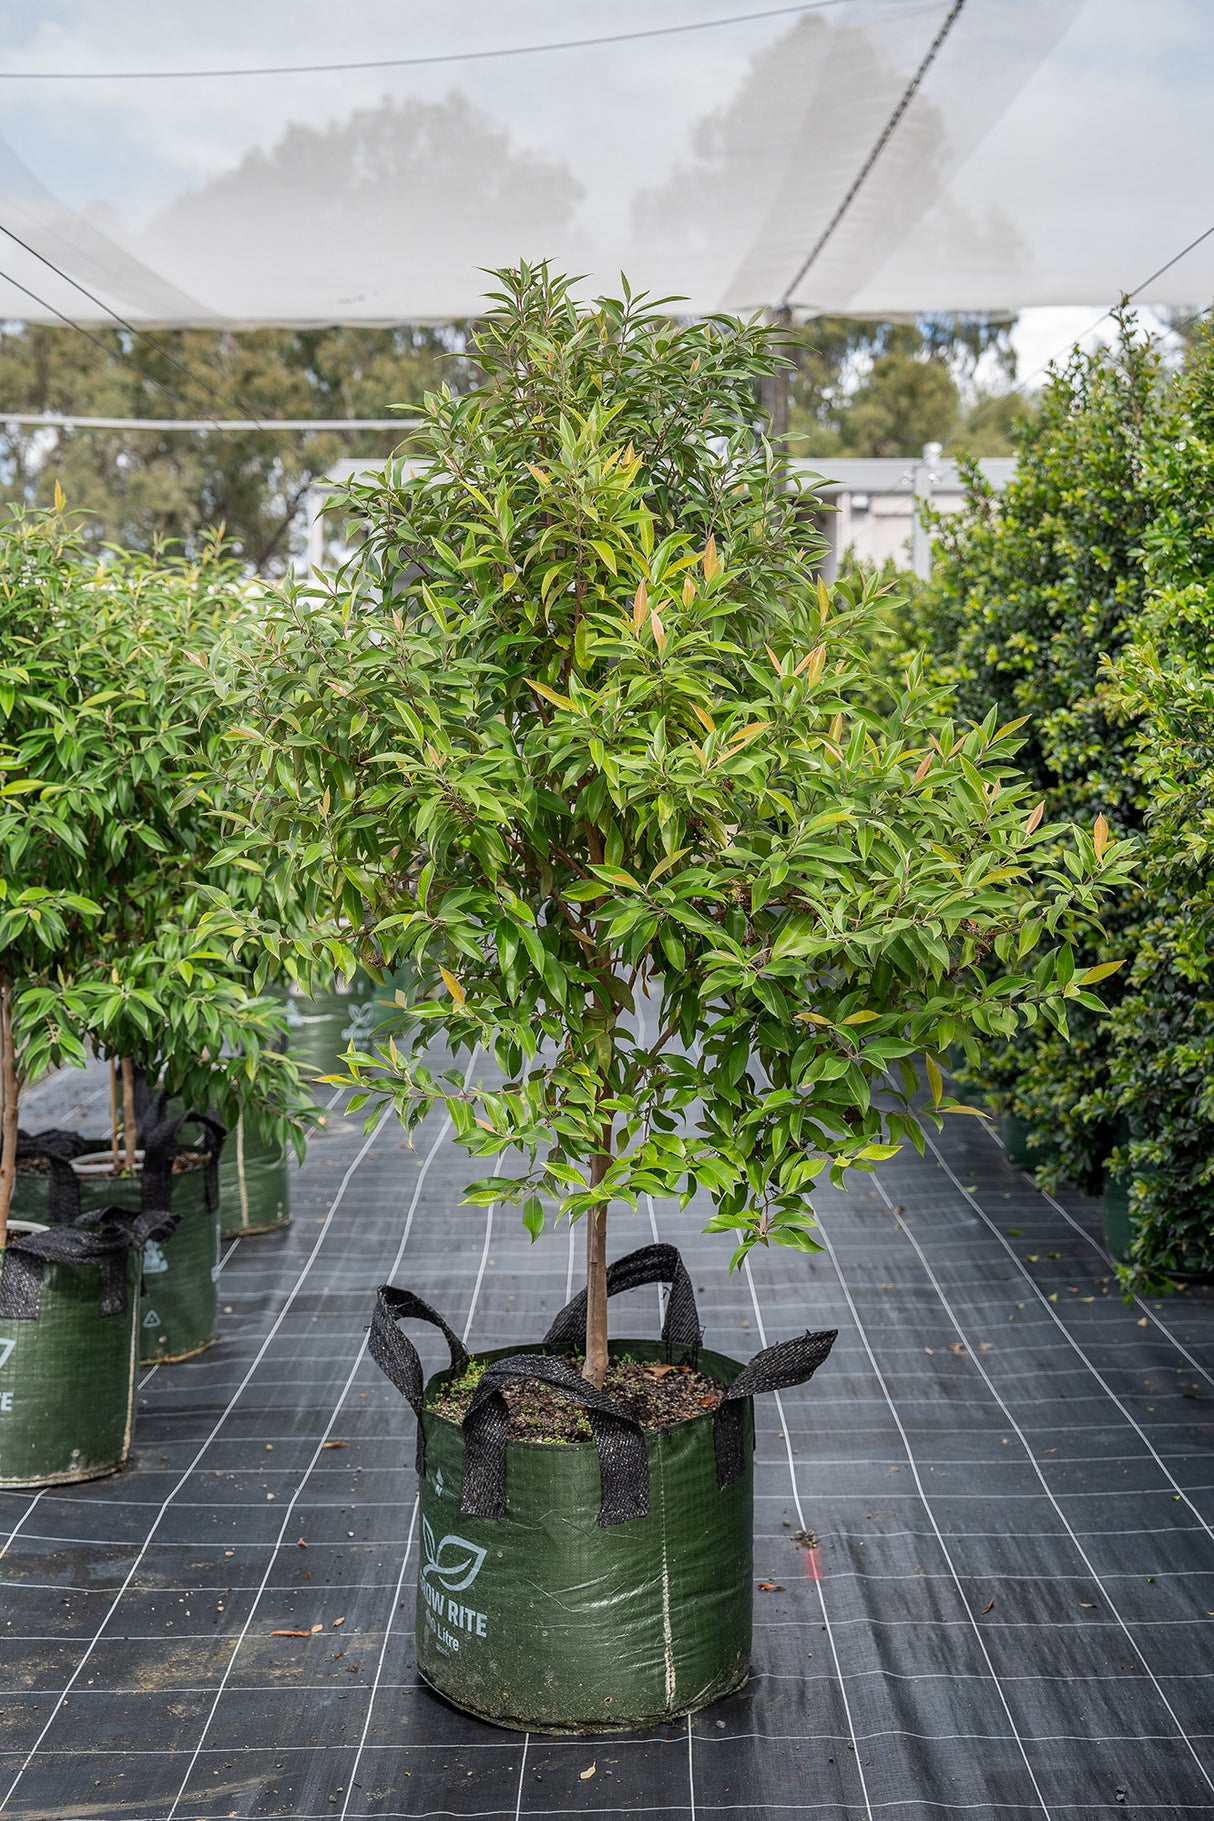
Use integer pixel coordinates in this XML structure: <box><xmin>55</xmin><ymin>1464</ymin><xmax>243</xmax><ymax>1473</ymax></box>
<box><xmin>804</xmin><ymin>1220</ymin><xmax>1059</xmax><ymax>1821</ymax></box>
<box><xmin>978</xmin><ymin>1116</ymin><xmax>1214</xmax><ymax>1397</ymax></box>
<box><xmin>919</xmin><ymin>1130</ymin><xmax>1214</xmax><ymax>1551</ymax></box>
<box><xmin>163</xmin><ymin>1081</ymin><xmax>481</xmax><ymax>1821</ymax></box>
<box><xmin>0</xmin><ymin>1103</ymin><xmax>392</xmax><ymax>1816</ymax></box>
<box><xmin>334</xmin><ymin>1201</ymin><xmax>498</xmax><ymax>1821</ymax></box>
<box><xmin>742</xmin><ymin>1257</ymin><xmax>875</xmax><ymax>1821</ymax></box>
<box><xmin>880</xmin><ymin>1188</ymin><xmax>1214</xmax><ymax>1793</ymax></box>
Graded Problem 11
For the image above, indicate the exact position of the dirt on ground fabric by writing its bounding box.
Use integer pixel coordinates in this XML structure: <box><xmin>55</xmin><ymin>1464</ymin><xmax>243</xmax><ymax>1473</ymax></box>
<box><xmin>430</xmin><ymin>1355</ymin><xmax>726</xmax><ymax>1442</ymax></box>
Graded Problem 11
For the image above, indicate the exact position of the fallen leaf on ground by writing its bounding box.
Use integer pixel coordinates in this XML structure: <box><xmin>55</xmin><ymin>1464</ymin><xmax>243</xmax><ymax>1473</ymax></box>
<box><xmin>642</xmin><ymin>1364</ymin><xmax>675</xmax><ymax>1378</ymax></box>
<box><xmin>981</xmin><ymin>1599</ymin><xmax>996</xmax><ymax>1615</ymax></box>
<box><xmin>1079</xmin><ymin>1602</ymin><xmax>1096</xmax><ymax>1608</ymax></box>
<box><xmin>757</xmin><ymin>1581</ymin><xmax>785</xmax><ymax>1592</ymax></box>
<box><xmin>333</xmin><ymin>1616</ymin><xmax>345</xmax><ymax>1626</ymax></box>
<box><xmin>580</xmin><ymin>1764</ymin><xmax>596</xmax><ymax>1781</ymax></box>
<box><xmin>322</xmin><ymin>1440</ymin><xmax>348</xmax><ymax>1449</ymax></box>
<box><xmin>924</xmin><ymin>1347</ymin><xmax>934</xmax><ymax>1355</ymax></box>
<box><xmin>793</xmin><ymin>1529</ymin><xmax>818</xmax><ymax>1549</ymax></box>
<box><xmin>311</xmin><ymin>1623</ymin><xmax>324</xmax><ymax>1633</ymax></box>
<box><xmin>270</xmin><ymin>1630</ymin><xmax>311</xmax><ymax>1638</ymax></box>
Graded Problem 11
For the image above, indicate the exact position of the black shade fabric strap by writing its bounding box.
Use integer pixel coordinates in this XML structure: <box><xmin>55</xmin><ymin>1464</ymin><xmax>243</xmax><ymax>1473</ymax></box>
<box><xmin>14</xmin><ymin>1127</ymin><xmax>99</xmax><ymax>1225</ymax></box>
<box><xmin>713</xmin><ymin>1327</ymin><xmax>838</xmax><ymax>1488</ymax></box>
<box><xmin>369</xmin><ymin>1285</ymin><xmax>471</xmax><ymax>1474</ymax></box>
<box><xmin>140</xmin><ymin>1096</ymin><xmax>226</xmax><ymax>1220</ymax></box>
<box><xmin>541</xmin><ymin>1241</ymin><xmax>703</xmax><ymax>1366</ymax></box>
<box><xmin>461</xmin><ymin>1353</ymin><xmax>650</xmax><ymax>1527</ymax></box>
<box><xmin>0</xmin><ymin>1204</ymin><xmax>174</xmax><ymax>1321</ymax></box>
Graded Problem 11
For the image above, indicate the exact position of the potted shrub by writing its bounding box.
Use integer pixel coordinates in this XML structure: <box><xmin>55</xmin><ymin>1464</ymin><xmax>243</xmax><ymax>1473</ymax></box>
<box><xmin>1</xmin><ymin>514</ymin><xmax>308</xmax><ymax>1376</ymax></box>
<box><xmin>0</xmin><ymin>512</ymin><xmax>152</xmax><ymax>1483</ymax></box>
<box><xmin>215</xmin><ymin>266</ymin><xmax>1127</xmax><ymax>1728</ymax></box>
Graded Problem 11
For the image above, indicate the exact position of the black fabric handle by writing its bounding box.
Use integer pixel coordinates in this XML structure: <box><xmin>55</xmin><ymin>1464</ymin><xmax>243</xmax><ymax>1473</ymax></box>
<box><xmin>13</xmin><ymin>1128</ymin><xmax>103</xmax><ymax>1226</ymax></box>
<box><xmin>369</xmin><ymin>1285</ymin><xmax>470</xmax><ymax>1475</ymax></box>
<box><xmin>542</xmin><ymin>1242</ymin><xmax>703</xmax><ymax>1367</ymax></box>
<box><xmin>0</xmin><ymin>1204</ymin><xmax>174</xmax><ymax>1321</ymax></box>
<box><xmin>713</xmin><ymin>1328</ymin><xmax>838</xmax><ymax>1489</ymax></box>
<box><xmin>141</xmin><ymin>1095</ymin><xmax>227</xmax><ymax>1218</ymax></box>
<box><xmin>461</xmin><ymin>1353</ymin><xmax>650</xmax><ymax>1527</ymax></box>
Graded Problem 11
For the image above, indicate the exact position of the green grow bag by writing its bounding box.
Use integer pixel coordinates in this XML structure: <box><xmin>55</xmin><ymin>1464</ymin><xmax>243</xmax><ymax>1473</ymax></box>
<box><xmin>1102</xmin><ymin>1168</ymin><xmax>1133</xmax><ymax>1263</ymax></box>
<box><xmin>1003</xmin><ymin>1114</ymin><xmax>1054</xmax><ymax>1173</ymax></box>
<box><xmin>371</xmin><ymin>1243</ymin><xmax>836</xmax><ymax>1734</ymax></box>
<box><xmin>220</xmin><ymin>1116</ymin><xmax>291</xmax><ymax>1238</ymax></box>
<box><xmin>14</xmin><ymin>1107</ymin><xmax>226</xmax><ymax>1365</ymax></box>
<box><xmin>0</xmin><ymin>1212</ymin><xmax>157</xmax><ymax>1487</ymax></box>
<box><xmin>283</xmin><ymin>976</ymin><xmax>388</xmax><ymax>1087</ymax></box>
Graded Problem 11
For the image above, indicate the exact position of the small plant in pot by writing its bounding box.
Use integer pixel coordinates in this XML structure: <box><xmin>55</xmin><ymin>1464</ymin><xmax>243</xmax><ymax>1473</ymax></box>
<box><xmin>215</xmin><ymin>267</ymin><xmax>1130</xmax><ymax>1729</ymax></box>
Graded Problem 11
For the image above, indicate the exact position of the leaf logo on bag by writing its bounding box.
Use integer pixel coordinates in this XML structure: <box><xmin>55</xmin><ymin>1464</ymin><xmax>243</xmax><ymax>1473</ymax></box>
<box><xmin>420</xmin><ymin>1516</ymin><xmax>486</xmax><ymax>1593</ymax></box>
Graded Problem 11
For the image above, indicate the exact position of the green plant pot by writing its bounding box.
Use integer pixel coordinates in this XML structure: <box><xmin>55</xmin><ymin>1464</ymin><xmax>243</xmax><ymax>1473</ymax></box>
<box><xmin>415</xmin><ymin>1339</ymin><xmax>753</xmax><ymax>1733</ymax></box>
<box><xmin>282</xmin><ymin>971</ymin><xmax>412</xmax><ymax>1089</ymax></box>
<box><xmin>0</xmin><ymin>1220</ymin><xmax>143</xmax><ymax>1488</ymax></box>
<box><xmin>1003</xmin><ymin>1115</ymin><xmax>1053</xmax><ymax>1172</ymax></box>
<box><xmin>53</xmin><ymin>1154</ymin><xmax>221</xmax><ymax>1363</ymax></box>
<box><xmin>1102</xmin><ymin>1168</ymin><xmax>1134</xmax><ymax>1263</ymax></box>
<box><xmin>219</xmin><ymin>1115</ymin><xmax>291</xmax><ymax>1238</ymax></box>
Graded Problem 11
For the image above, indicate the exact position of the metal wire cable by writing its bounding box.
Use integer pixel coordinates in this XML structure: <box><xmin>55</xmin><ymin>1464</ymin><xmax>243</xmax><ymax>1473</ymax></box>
<box><xmin>0</xmin><ymin>217</ymin><xmax>266</xmax><ymax>427</ymax></box>
<box><xmin>780</xmin><ymin>0</ymin><xmax>966</xmax><ymax>306</ymax></box>
<box><xmin>0</xmin><ymin>259</ymin><xmax>219</xmax><ymax>426</ymax></box>
<box><xmin>942</xmin><ymin>216</ymin><xmax>1214</xmax><ymax>452</ymax></box>
<box><xmin>0</xmin><ymin>1</ymin><xmax>855</xmax><ymax>80</ymax></box>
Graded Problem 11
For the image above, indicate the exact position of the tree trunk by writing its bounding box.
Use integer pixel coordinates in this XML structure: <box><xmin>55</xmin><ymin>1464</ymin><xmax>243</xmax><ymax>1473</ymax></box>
<box><xmin>0</xmin><ymin>979</ymin><xmax>20</xmax><ymax>1246</ymax></box>
<box><xmin>582</xmin><ymin>1142</ymin><xmax>612</xmax><ymax>1390</ymax></box>
<box><xmin>120</xmin><ymin>1058</ymin><xmax>138</xmax><ymax>1174</ymax></box>
<box><xmin>110</xmin><ymin>1059</ymin><xmax>121</xmax><ymax>1173</ymax></box>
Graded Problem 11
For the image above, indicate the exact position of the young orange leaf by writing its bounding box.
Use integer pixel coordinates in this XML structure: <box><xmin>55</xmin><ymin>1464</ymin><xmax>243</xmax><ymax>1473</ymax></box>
<box><xmin>1093</xmin><ymin>813</ymin><xmax>1109</xmax><ymax>858</ymax></box>
<box><xmin>526</xmin><ymin>678</ymin><xmax>575</xmax><ymax>712</ymax></box>
<box><xmin>1025</xmin><ymin>801</ymin><xmax>1045</xmax><ymax>835</ymax></box>
<box><xmin>525</xmin><ymin>463</ymin><xmax>550</xmax><ymax>487</ymax></box>
<box><xmin>649</xmin><ymin>608</ymin><xmax>666</xmax><ymax>650</ymax></box>
<box><xmin>682</xmin><ymin>574</ymin><xmax>696</xmax><ymax>606</ymax></box>
<box><xmin>632</xmin><ymin>579</ymin><xmax>648</xmax><ymax>632</ymax></box>
<box><xmin>702</xmin><ymin>536</ymin><xmax>720</xmax><ymax>583</ymax></box>
<box><xmin>913</xmin><ymin>753</ymin><xmax>933</xmax><ymax>785</ymax></box>
<box><xmin>691</xmin><ymin>702</ymin><xmax>716</xmax><ymax>733</ymax></box>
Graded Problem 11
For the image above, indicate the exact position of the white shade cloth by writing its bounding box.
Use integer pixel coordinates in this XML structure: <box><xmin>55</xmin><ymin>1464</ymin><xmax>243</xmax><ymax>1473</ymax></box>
<box><xmin>0</xmin><ymin>0</ymin><xmax>1209</xmax><ymax>327</ymax></box>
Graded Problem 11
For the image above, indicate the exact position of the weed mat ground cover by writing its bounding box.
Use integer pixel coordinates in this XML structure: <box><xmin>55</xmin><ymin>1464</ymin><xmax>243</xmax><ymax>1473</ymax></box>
<box><xmin>1</xmin><ymin>1068</ymin><xmax>1211</xmax><ymax>1819</ymax></box>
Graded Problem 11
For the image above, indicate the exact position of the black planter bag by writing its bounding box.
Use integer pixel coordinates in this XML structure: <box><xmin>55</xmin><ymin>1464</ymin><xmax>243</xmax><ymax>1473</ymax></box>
<box><xmin>371</xmin><ymin>1242</ymin><xmax>836</xmax><ymax>1732</ymax></box>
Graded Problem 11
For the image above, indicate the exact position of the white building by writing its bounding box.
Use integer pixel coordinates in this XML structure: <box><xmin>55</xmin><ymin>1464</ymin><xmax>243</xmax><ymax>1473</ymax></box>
<box><xmin>791</xmin><ymin>450</ymin><xmax>1017</xmax><ymax>580</ymax></box>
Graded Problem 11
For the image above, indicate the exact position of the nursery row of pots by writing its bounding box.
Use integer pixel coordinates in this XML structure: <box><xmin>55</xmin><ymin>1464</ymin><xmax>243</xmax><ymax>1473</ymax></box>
<box><xmin>0</xmin><ymin>981</ymin><xmax>383</xmax><ymax>1490</ymax></box>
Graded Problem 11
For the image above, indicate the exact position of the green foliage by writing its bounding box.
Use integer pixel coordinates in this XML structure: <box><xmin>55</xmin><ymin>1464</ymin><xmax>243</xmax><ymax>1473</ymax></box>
<box><xmin>0</xmin><ymin>509</ymin><xmax>311</xmax><ymax>1140</ymax></box>
<box><xmin>0</xmin><ymin>321</ymin><xmax>482</xmax><ymax>573</ymax></box>
<box><xmin>1108</xmin><ymin>317</ymin><xmax>1214</xmax><ymax>1280</ymax></box>
<box><xmin>907</xmin><ymin>318</ymin><xmax>1161</xmax><ymax>1195</ymax></box>
<box><xmin>212</xmin><ymin>265</ymin><xmax>1125</xmax><ymax>1270</ymax></box>
<box><xmin>786</xmin><ymin>316</ymin><xmax>1026</xmax><ymax>459</ymax></box>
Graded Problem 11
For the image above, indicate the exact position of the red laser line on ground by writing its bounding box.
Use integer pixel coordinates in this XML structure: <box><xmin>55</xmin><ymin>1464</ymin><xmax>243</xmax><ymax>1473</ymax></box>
<box><xmin>802</xmin><ymin>1545</ymin><xmax>822</xmax><ymax>1583</ymax></box>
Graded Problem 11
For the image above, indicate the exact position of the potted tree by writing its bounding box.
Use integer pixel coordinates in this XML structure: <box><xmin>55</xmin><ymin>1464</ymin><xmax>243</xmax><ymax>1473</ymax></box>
<box><xmin>214</xmin><ymin>267</ymin><xmax>1128</xmax><ymax>1728</ymax></box>
<box><xmin>0</xmin><ymin>511</ymin><xmax>159</xmax><ymax>1484</ymax></box>
<box><xmin>2</xmin><ymin>515</ymin><xmax>309</xmax><ymax>1372</ymax></box>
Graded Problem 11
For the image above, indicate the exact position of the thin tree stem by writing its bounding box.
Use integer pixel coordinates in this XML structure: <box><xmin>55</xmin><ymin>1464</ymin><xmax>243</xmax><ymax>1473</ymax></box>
<box><xmin>110</xmin><ymin>1059</ymin><xmax>121</xmax><ymax>1173</ymax></box>
<box><xmin>120</xmin><ymin>1058</ymin><xmax>138</xmax><ymax>1174</ymax></box>
<box><xmin>582</xmin><ymin>1130</ymin><xmax>612</xmax><ymax>1389</ymax></box>
<box><xmin>0</xmin><ymin>980</ymin><xmax>19</xmax><ymax>1245</ymax></box>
